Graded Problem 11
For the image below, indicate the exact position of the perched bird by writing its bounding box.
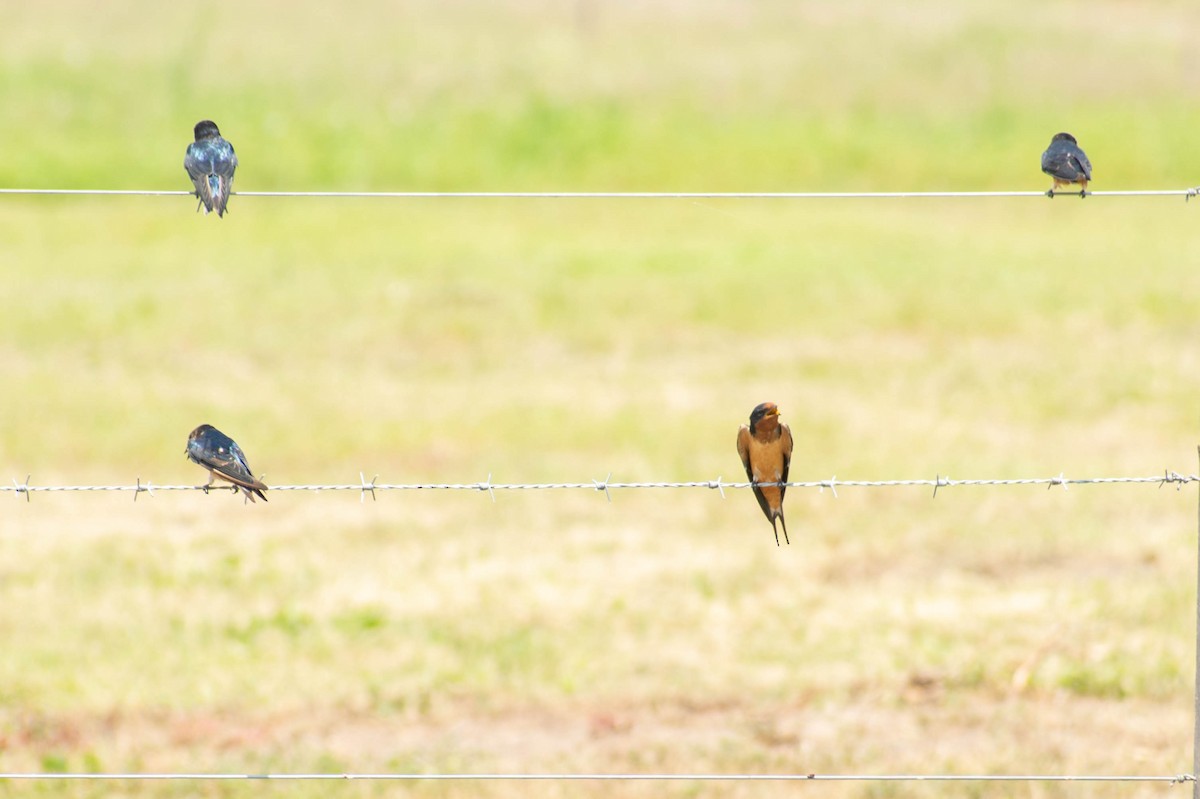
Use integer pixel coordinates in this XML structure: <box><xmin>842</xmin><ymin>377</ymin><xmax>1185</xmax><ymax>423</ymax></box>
<box><xmin>186</xmin><ymin>424</ymin><xmax>268</xmax><ymax>503</ymax></box>
<box><xmin>184</xmin><ymin>120</ymin><xmax>238</xmax><ymax>217</ymax></box>
<box><xmin>735</xmin><ymin>402</ymin><xmax>794</xmax><ymax>546</ymax></box>
<box><xmin>1041</xmin><ymin>132</ymin><xmax>1092</xmax><ymax>198</ymax></box>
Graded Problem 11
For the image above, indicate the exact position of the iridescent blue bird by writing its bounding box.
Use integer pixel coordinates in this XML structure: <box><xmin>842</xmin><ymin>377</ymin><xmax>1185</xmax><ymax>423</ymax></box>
<box><xmin>186</xmin><ymin>424</ymin><xmax>268</xmax><ymax>503</ymax></box>
<box><xmin>184</xmin><ymin>120</ymin><xmax>238</xmax><ymax>217</ymax></box>
<box><xmin>1041</xmin><ymin>132</ymin><xmax>1092</xmax><ymax>198</ymax></box>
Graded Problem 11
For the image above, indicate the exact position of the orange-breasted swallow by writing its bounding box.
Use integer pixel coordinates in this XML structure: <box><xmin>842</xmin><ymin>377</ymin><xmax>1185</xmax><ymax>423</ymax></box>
<box><xmin>186</xmin><ymin>424</ymin><xmax>268</xmax><ymax>503</ymax></box>
<box><xmin>736</xmin><ymin>402</ymin><xmax>794</xmax><ymax>546</ymax></box>
<box><xmin>1041</xmin><ymin>132</ymin><xmax>1092</xmax><ymax>198</ymax></box>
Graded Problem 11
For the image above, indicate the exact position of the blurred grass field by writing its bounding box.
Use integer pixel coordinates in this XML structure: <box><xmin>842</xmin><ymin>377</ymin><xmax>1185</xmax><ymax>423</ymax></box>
<box><xmin>2</xmin><ymin>1</ymin><xmax>1200</xmax><ymax>797</ymax></box>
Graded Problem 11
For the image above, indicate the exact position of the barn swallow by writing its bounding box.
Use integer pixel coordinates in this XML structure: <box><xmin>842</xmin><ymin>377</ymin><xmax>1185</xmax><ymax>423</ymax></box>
<box><xmin>186</xmin><ymin>424</ymin><xmax>268</xmax><ymax>503</ymax></box>
<box><xmin>1041</xmin><ymin>132</ymin><xmax>1092</xmax><ymax>198</ymax></box>
<box><xmin>736</xmin><ymin>402</ymin><xmax>794</xmax><ymax>546</ymax></box>
<box><xmin>184</xmin><ymin>120</ymin><xmax>238</xmax><ymax>217</ymax></box>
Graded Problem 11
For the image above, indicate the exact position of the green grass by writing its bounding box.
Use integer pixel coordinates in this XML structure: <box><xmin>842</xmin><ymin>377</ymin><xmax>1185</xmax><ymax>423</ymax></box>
<box><xmin>2</xmin><ymin>2</ymin><xmax>1200</xmax><ymax>798</ymax></box>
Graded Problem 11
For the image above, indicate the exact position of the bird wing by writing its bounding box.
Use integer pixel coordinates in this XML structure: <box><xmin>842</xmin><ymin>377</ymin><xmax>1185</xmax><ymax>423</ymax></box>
<box><xmin>184</xmin><ymin>144</ymin><xmax>205</xmax><ymax>180</ymax></box>
<box><xmin>211</xmin><ymin>141</ymin><xmax>236</xmax><ymax>216</ymax></box>
<box><xmin>195</xmin><ymin>439</ymin><xmax>267</xmax><ymax>493</ymax></box>
<box><xmin>1070</xmin><ymin>148</ymin><xmax>1092</xmax><ymax>180</ymax></box>
<box><xmin>1042</xmin><ymin>143</ymin><xmax>1089</xmax><ymax>181</ymax></box>
<box><xmin>736</xmin><ymin>425</ymin><xmax>752</xmax><ymax>476</ymax></box>
<box><xmin>184</xmin><ymin>144</ymin><xmax>216</xmax><ymax>210</ymax></box>
<box><xmin>1040</xmin><ymin>146</ymin><xmax>1070</xmax><ymax>179</ymax></box>
<box><xmin>737</xmin><ymin>424</ymin><xmax>774</xmax><ymax>523</ymax></box>
<box><xmin>221</xmin><ymin>440</ymin><xmax>267</xmax><ymax>492</ymax></box>
<box><xmin>778</xmin><ymin>423</ymin><xmax>793</xmax><ymax>502</ymax></box>
<box><xmin>206</xmin><ymin>139</ymin><xmax>237</xmax><ymax>178</ymax></box>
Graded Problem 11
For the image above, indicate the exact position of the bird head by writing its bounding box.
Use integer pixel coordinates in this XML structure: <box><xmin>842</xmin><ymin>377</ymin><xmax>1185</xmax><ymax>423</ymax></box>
<box><xmin>1050</xmin><ymin>132</ymin><xmax>1077</xmax><ymax>145</ymax></box>
<box><xmin>748</xmin><ymin>402</ymin><xmax>781</xmax><ymax>433</ymax></box>
<box><xmin>185</xmin><ymin>424</ymin><xmax>215</xmax><ymax>459</ymax></box>
<box><xmin>193</xmin><ymin>120</ymin><xmax>221</xmax><ymax>141</ymax></box>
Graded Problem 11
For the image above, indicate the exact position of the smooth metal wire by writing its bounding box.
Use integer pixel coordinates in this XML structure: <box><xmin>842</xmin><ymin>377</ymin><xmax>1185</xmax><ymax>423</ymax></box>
<box><xmin>3</xmin><ymin>472</ymin><xmax>1196</xmax><ymax>502</ymax></box>
<box><xmin>0</xmin><ymin>188</ymin><xmax>1197</xmax><ymax>199</ymax></box>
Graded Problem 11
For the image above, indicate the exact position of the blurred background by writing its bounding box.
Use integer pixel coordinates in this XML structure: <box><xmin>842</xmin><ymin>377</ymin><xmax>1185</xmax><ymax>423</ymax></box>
<box><xmin>1</xmin><ymin>1</ymin><xmax>1199</xmax><ymax>797</ymax></box>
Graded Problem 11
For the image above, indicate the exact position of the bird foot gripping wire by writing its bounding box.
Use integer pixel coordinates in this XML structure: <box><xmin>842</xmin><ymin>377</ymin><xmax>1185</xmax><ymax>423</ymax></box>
<box><xmin>196</xmin><ymin>483</ymin><xmax>239</xmax><ymax>497</ymax></box>
<box><xmin>1186</xmin><ymin>187</ymin><xmax>1198</xmax><ymax>203</ymax></box>
<box><xmin>359</xmin><ymin>472</ymin><xmax>378</xmax><ymax>503</ymax></box>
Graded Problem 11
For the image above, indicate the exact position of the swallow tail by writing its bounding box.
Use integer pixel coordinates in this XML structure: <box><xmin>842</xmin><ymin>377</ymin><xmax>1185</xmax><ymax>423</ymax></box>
<box><xmin>193</xmin><ymin>174</ymin><xmax>216</xmax><ymax>214</ymax></box>
<box><xmin>229</xmin><ymin>472</ymin><xmax>268</xmax><ymax>502</ymax></box>
<box><xmin>226</xmin><ymin>476</ymin><xmax>268</xmax><ymax>503</ymax></box>
<box><xmin>243</xmin><ymin>485</ymin><xmax>268</xmax><ymax>503</ymax></box>
<box><xmin>211</xmin><ymin>174</ymin><xmax>232</xmax><ymax>217</ymax></box>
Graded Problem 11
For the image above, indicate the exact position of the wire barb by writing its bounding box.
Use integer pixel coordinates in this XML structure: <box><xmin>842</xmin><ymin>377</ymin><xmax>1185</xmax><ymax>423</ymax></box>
<box><xmin>359</xmin><ymin>472</ymin><xmax>378</xmax><ymax>503</ymax></box>
<box><xmin>820</xmin><ymin>476</ymin><xmax>839</xmax><ymax>499</ymax></box>
<box><xmin>477</xmin><ymin>473</ymin><xmax>496</xmax><ymax>503</ymax></box>
<box><xmin>593</xmin><ymin>473</ymin><xmax>613</xmax><ymax>503</ymax></box>
<box><xmin>932</xmin><ymin>474</ymin><xmax>948</xmax><ymax>499</ymax></box>
<box><xmin>132</xmin><ymin>476</ymin><xmax>154</xmax><ymax>502</ymax></box>
<box><xmin>1161</xmin><ymin>469</ymin><xmax>1188</xmax><ymax>490</ymax></box>
<box><xmin>708</xmin><ymin>476</ymin><xmax>726</xmax><ymax>499</ymax></box>
<box><xmin>12</xmin><ymin>474</ymin><xmax>31</xmax><ymax>502</ymax></box>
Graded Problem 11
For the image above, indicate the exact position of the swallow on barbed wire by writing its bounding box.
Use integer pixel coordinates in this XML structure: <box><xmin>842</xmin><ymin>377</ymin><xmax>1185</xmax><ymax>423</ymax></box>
<box><xmin>184</xmin><ymin>120</ymin><xmax>238</xmax><ymax>217</ymax></box>
<box><xmin>186</xmin><ymin>424</ymin><xmax>268</xmax><ymax>503</ymax></box>
<box><xmin>1041</xmin><ymin>132</ymin><xmax>1092</xmax><ymax>198</ymax></box>
<box><xmin>736</xmin><ymin>402</ymin><xmax>794</xmax><ymax>546</ymax></box>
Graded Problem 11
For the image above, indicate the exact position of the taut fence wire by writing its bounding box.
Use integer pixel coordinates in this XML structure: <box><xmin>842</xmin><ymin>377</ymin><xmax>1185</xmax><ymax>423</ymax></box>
<box><xmin>3</xmin><ymin>471</ymin><xmax>1197</xmax><ymax>502</ymax></box>
<box><xmin>3</xmin><ymin>467</ymin><xmax>1198</xmax><ymax>788</ymax></box>
<box><xmin>0</xmin><ymin>188</ymin><xmax>1198</xmax><ymax>200</ymax></box>
<box><xmin>4</xmin><ymin>186</ymin><xmax>1199</xmax><ymax>787</ymax></box>
<box><xmin>0</xmin><ymin>771</ymin><xmax>1192</xmax><ymax>784</ymax></box>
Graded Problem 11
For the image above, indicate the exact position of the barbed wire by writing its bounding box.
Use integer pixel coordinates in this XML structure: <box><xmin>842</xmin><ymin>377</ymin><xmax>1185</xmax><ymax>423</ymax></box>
<box><xmin>0</xmin><ymin>771</ymin><xmax>1191</xmax><ymax>783</ymax></box>
<box><xmin>3</xmin><ymin>471</ymin><xmax>1196</xmax><ymax>503</ymax></box>
<box><xmin>0</xmin><ymin>188</ymin><xmax>1197</xmax><ymax>200</ymax></box>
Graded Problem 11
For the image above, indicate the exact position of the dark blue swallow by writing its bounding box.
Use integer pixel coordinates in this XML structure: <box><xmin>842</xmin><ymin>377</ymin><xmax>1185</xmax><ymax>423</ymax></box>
<box><xmin>186</xmin><ymin>424</ymin><xmax>268</xmax><ymax>502</ymax></box>
<box><xmin>1041</xmin><ymin>132</ymin><xmax>1092</xmax><ymax>198</ymax></box>
<box><xmin>184</xmin><ymin>120</ymin><xmax>238</xmax><ymax>217</ymax></box>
